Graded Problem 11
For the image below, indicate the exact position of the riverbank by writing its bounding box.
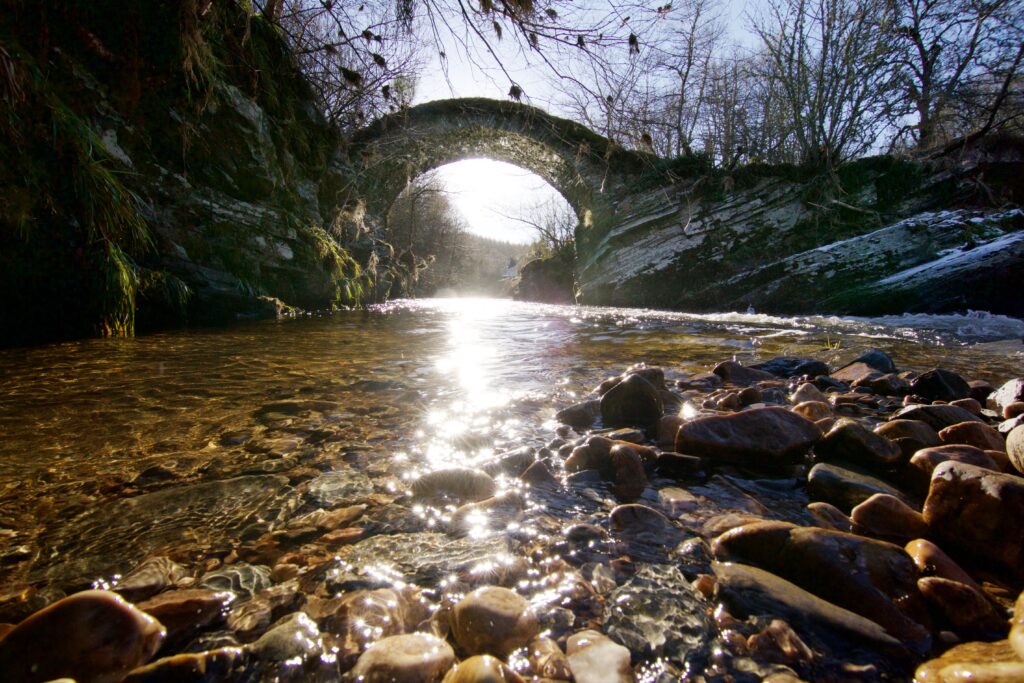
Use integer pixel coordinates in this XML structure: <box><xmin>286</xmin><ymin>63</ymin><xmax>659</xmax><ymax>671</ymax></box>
<box><xmin>0</xmin><ymin>300</ymin><xmax>1022</xmax><ymax>681</ymax></box>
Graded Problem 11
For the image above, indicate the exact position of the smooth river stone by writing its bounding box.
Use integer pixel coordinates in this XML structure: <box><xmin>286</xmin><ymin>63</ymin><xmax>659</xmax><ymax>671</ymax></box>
<box><xmin>850</xmin><ymin>493</ymin><xmax>927</xmax><ymax>541</ymax></box>
<box><xmin>923</xmin><ymin>461</ymin><xmax>1024</xmax><ymax>579</ymax></box>
<box><xmin>555</xmin><ymin>399</ymin><xmax>600</xmax><ymax>429</ymax></box>
<box><xmin>452</xmin><ymin>586</ymin><xmax>539</xmax><ymax>657</ymax></box>
<box><xmin>814</xmin><ymin>418</ymin><xmax>902</xmax><ymax>470</ymax></box>
<box><xmin>752</xmin><ymin>356</ymin><xmax>830</xmax><ymax>379</ymax></box>
<box><xmin>114</xmin><ymin>556</ymin><xmax>188</xmax><ymax>602</ymax></box>
<box><xmin>31</xmin><ymin>475</ymin><xmax>291</xmax><ymax>587</ymax></box>
<box><xmin>137</xmin><ymin>589</ymin><xmax>235</xmax><ymax>643</ymax></box>
<box><xmin>713</xmin><ymin>360</ymin><xmax>777</xmax><ymax>386</ymax></box>
<box><xmin>807</xmin><ymin>462</ymin><xmax>913</xmax><ymax>513</ymax></box>
<box><xmin>711</xmin><ymin>562</ymin><xmax>905</xmax><ymax>655</ymax></box>
<box><xmin>712</xmin><ymin>520</ymin><xmax>931</xmax><ymax>654</ymax></box>
<box><xmin>892</xmin><ymin>404</ymin><xmax>983</xmax><ymax>431</ymax></box>
<box><xmin>527</xmin><ymin>637</ymin><xmax>572</xmax><ymax>679</ymax></box>
<box><xmin>790</xmin><ymin>382</ymin><xmax>827</xmax><ymax>405</ymax></box>
<box><xmin>600</xmin><ymin>373</ymin><xmax>663</xmax><ymax>428</ymax></box>
<box><xmin>792</xmin><ymin>400</ymin><xmax>832</xmax><ymax>422</ymax></box>
<box><xmin>908</xmin><ymin>444</ymin><xmax>999</xmax><ymax>493</ymax></box>
<box><xmin>0</xmin><ymin>590</ymin><xmax>165</xmax><ymax>683</ymax></box>
<box><xmin>917</xmin><ymin>576</ymin><xmax>1008</xmax><ymax>640</ymax></box>
<box><xmin>910</xmin><ymin>369</ymin><xmax>971</xmax><ymax>402</ymax></box>
<box><xmin>875</xmin><ymin>419</ymin><xmax>941</xmax><ymax>458</ymax></box>
<box><xmin>1012</xmin><ymin>590</ymin><xmax>1024</xmax><ymax>660</ymax></box>
<box><xmin>1008</xmin><ymin>424</ymin><xmax>1024</xmax><ymax>474</ymax></box>
<box><xmin>350</xmin><ymin>633</ymin><xmax>455</xmax><ymax>683</ymax></box>
<box><xmin>904</xmin><ymin>539</ymin><xmax>983</xmax><ymax>593</ymax></box>
<box><xmin>915</xmin><ymin>639</ymin><xmax>1024</xmax><ymax>682</ymax></box>
<box><xmin>939</xmin><ymin>421</ymin><xmax>1007</xmax><ymax>452</ymax></box>
<box><xmin>566</xmin><ymin>630</ymin><xmax>635</xmax><ymax>683</ymax></box>
<box><xmin>410</xmin><ymin>468</ymin><xmax>497</xmax><ymax>503</ymax></box>
<box><xmin>441</xmin><ymin>655</ymin><xmax>525</xmax><ymax>683</ymax></box>
<box><xmin>610</xmin><ymin>444</ymin><xmax>647</xmax><ymax>501</ymax></box>
<box><xmin>991</xmin><ymin>378</ymin><xmax>1024</xmax><ymax>412</ymax></box>
<box><xmin>674</xmin><ymin>407</ymin><xmax>820</xmax><ymax>468</ymax></box>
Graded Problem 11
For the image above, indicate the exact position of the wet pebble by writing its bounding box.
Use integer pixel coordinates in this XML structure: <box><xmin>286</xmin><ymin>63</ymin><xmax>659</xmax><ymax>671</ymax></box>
<box><xmin>566</xmin><ymin>629</ymin><xmax>635</xmax><ymax>683</ymax></box>
<box><xmin>807</xmin><ymin>461</ymin><xmax>913</xmax><ymax>513</ymax></box>
<box><xmin>114</xmin><ymin>556</ymin><xmax>189</xmax><ymax>602</ymax></box>
<box><xmin>137</xmin><ymin>589</ymin><xmax>234</xmax><ymax>643</ymax></box>
<box><xmin>121</xmin><ymin>647</ymin><xmax>249</xmax><ymax>683</ymax></box>
<box><xmin>939</xmin><ymin>421</ymin><xmax>1006</xmax><ymax>452</ymax></box>
<box><xmin>451</xmin><ymin>586</ymin><xmax>539</xmax><ymax>657</ymax></box>
<box><xmin>600</xmin><ymin>373</ymin><xmax>663</xmax><ymax>428</ymax></box>
<box><xmin>1007</xmin><ymin>424</ymin><xmax>1024</xmax><ymax>474</ymax></box>
<box><xmin>850</xmin><ymin>493</ymin><xmax>928</xmax><ymax>541</ymax></box>
<box><xmin>917</xmin><ymin>576</ymin><xmax>1007</xmax><ymax>640</ymax></box>
<box><xmin>411</xmin><ymin>468</ymin><xmax>497</xmax><ymax>503</ymax></box>
<box><xmin>441</xmin><ymin>654</ymin><xmax>525</xmax><ymax>682</ymax></box>
<box><xmin>350</xmin><ymin>632</ymin><xmax>455</xmax><ymax>683</ymax></box>
<box><xmin>675</xmin><ymin>407</ymin><xmax>820</xmax><ymax>469</ymax></box>
<box><xmin>915</xmin><ymin>639</ymin><xmax>1024</xmax><ymax>682</ymax></box>
<box><xmin>815</xmin><ymin>418</ymin><xmax>902</xmax><ymax>470</ymax></box>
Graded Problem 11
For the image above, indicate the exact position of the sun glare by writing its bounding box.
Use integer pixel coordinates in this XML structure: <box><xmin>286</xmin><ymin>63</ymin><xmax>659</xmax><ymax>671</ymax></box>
<box><xmin>431</xmin><ymin>159</ymin><xmax>568</xmax><ymax>244</ymax></box>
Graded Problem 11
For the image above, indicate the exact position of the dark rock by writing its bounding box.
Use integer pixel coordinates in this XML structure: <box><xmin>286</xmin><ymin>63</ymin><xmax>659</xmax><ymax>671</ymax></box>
<box><xmin>910</xmin><ymin>369</ymin><xmax>971</xmax><ymax>402</ymax></box>
<box><xmin>712</xmin><ymin>360</ymin><xmax>777</xmax><ymax>386</ymax></box>
<box><xmin>850</xmin><ymin>494</ymin><xmax>928</xmax><ymax>542</ymax></box>
<box><xmin>521</xmin><ymin>460</ymin><xmax>559</xmax><ymax>487</ymax></box>
<box><xmin>626</xmin><ymin>363</ymin><xmax>666</xmax><ymax>388</ymax></box>
<box><xmin>999</xmin><ymin>414</ymin><xmax>1024</xmax><ymax>434</ymax></box>
<box><xmin>452</xmin><ymin>586</ymin><xmax>539</xmax><ymax>657</ymax></box>
<box><xmin>991</xmin><ymin>378</ymin><xmax>1024</xmax><ymax>412</ymax></box>
<box><xmin>654</xmin><ymin>452</ymin><xmax>703</xmax><ymax>477</ymax></box>
<box><xmin>923</xmin><ymin>460</ymin><xmax>1024</xmax><ymax>579</ymax></box>
<box><xmin>713</xmin><ymin>521</ymin><xmax>931</xmax><ymax>654</ymax></box>
<box><xmin>751</xmin><ymin>357</ymin><xmax>830</xmax><ymax>379</ymax></box>
<box><xmin>875</xmin><ymin>420</ymin><xmax>941</xmax><ymax>459</ymax></box>
<box><xmin>807</xmin><ymin>462</ymin><xmax>914</xmax><ymax>513</ymax></box>
<box><xmin>832</xmin><ymin>362</ymin><xmax>882</xmax><ymax>385</ymax></box>
<box><xmin>892</xmin><ymin>404</ymin><xmax>983</xmax><ymax>431</ymax></box>
<box><xmin>0</xmin><ymin>590</ymin><xmax>165</xmax><ymax>683</ymax></box>
<box><xmin>968</xmin><ymin>380</ymin><xmax>995</xmax><ymax>404</ymax></box>
<box><xmin>137</xmin><ymin>589</ymin><xmax>234</xmax><ymax>644</ymax></box>
<box><xmin>674</xmin><ymin>407</ymin><xmax>820</xmax><ymax>469</ymax></box>
<box><xmin>600</xmin><ymin>373</ymin><xmax>663</xmax><ymax>428</ymax></box>
<box><xmin>482</xmin><ymin>447</ymin><xmax>536</xmax><ymax>477</ymax></box>
<box><xmin>555</xmin><ymin>400</ymin><xmax>600</xmax><ymax>429</ymax></box>
<box><xmin>842</xmin><ymin>350</ymin><xmax>897</xmax><ymax>375</ymax></box>
<box><xmin>806</xmin><ymin>502</ymin><xmax>852</xmax><ymax>533</ymax></box>
<box><xmin>815</xmin><ymin>418</ymin><xmax>902</xmax><ymax>470</ymax></box>
<box><xmin>250</xmin><ymin>612</ymin><xmax>323</xmax><ymax>662</ymax></box>
<box><xmin>609</xmin><ymin>444</ymin><xmax>647</xmax><ymax>501</ymax></box>
<box><xmin>609</xmin><ymin>503</ymin><xmax>674</xmax><ymax>537</ymax></box>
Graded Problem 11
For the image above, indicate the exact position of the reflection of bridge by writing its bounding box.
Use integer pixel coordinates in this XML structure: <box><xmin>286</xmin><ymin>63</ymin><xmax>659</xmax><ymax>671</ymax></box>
<box><xmin>343</xmin><ymin>98</ymin><xmax>1023</xmax><ymax>315</ymax></box>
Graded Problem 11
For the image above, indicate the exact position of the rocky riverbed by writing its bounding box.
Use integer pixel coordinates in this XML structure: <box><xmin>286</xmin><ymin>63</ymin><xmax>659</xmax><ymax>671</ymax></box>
<box><xmin>3</xmin><ymin>332</ymin><xmax>1024</xmax><ymax>681</ymax></box>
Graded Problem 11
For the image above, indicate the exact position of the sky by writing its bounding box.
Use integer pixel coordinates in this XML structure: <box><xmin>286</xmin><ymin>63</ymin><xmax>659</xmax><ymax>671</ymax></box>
<box><xmin>404</xmin><ymin>0</ymin><xmax>758</xmax><ymax>243</ymax></box>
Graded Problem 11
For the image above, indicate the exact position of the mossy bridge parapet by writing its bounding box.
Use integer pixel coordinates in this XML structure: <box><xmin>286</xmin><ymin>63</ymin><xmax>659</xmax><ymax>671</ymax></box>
<box><xmin>343</xmin><ymin>97</ymin><xmax>1024</xmax><ymax>316</ymax></box>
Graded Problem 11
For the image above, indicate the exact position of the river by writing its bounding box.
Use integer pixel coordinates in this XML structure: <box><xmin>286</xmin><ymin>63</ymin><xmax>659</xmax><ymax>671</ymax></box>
<box><xmin>0</xmin><ymin>298</ymin><xmax>1022</xmax><ymax>680</ymax></box>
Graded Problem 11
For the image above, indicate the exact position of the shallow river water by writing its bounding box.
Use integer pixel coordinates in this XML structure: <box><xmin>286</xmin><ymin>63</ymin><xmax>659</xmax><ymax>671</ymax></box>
<box><xmin>0</xmin><ymin>298</ymin><xmax>1022</xmax><ymax>681</ymax></box>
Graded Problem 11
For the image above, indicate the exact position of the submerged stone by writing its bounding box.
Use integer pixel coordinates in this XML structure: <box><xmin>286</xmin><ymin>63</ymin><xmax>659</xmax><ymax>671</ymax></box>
<box><xmin>0</xmin><ymin>590</ymin><xmax>166</xmax><ymax>683</ymax></box>
<box><xmin>451</xmin><ymin>586</ymin><xmax>539</xmax><ymax>657</ymax></box>
<box><xmin>350</xmin><ymin>633</ymin><xmax>455</xmax><ymax>683</ymax></box>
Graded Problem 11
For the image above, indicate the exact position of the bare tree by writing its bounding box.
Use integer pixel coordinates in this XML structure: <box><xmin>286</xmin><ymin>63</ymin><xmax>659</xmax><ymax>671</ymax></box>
<box><xmin>492</xmin><ymin>196</ymin><xmax>575</xmax><ymax>264</ymax></box>
<box><xmin>883</xmin><ymin>0</ymin><xmax>1024</xmax><ymax>148</ymax></box>
<box><xmin>752</xmin><ymin>0</ymin><xmax>897</xmax><ymax>167</ymax></box>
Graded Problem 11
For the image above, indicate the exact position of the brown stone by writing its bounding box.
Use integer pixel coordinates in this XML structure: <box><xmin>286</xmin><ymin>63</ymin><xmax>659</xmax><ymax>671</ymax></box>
<box><xmin>815</xmin><ymin>418</ymin><xmax>903</xmax><ymax>470</ymax></box>
<box><xmin>712</xmin><ymin>520</ymin><xmax>931</xmax><ymax>654</ymax></box>
<box><xmin>806</xmin><ymin>502</ymin><xmax>852</xmax><ymax>533</ymax></box>
<box><xmin>451</xmin><ymin>586</ymin><xmax>539</xmax><ymax>657</ymax></box>
<box><xmin>904</xmin><ymin>539</ymin><xmax>983</xmax><ymax>593</ymax></box>
<box><xmin>939</xmin><ymin>421</ymin><xmax>1006</xmax><ymax>452</ymax></box>
<box><xmin>915</xmin><ymin>639</ymin><xmax>1024</xmax><ymax>682</ymax></box>
<box><xmin>137</xmin><ymin>589</ymin><xmax>233</xmax><ymax>643</ymax></box>
<box><xmin>1012</xmin><ymin>590</ymin><xmax>1024</xmax><ymax>660</ymax></box>
<box><xmin>0</xmin><ymin>590</ymin><xmax>165</xmax><ymax>683</ymax></box>
<box><xmin>908</xmin><ymin>444</ymin><xmax>999</xmax><ymax>493</ymax></box>
<box><xmin>1005</xmin><ymin>401</ymin><xmax>1024</xmax><ymax>420</ymax></box>
<box><xmin>893</xmin><ymin>404</ymin><xmax>984</xmax><ymax>431</ymax></box>
<box><xmin>792</xmin><ymin>401</ymin><xmax>831</xmax><ymax>421</ymax></box>
<box><xmin>610</xmin><ymin>444</ymin><xmax>647</xmax><ymax>501</ymax></box>
<box><xmin>1007</xmin><ymin>424</ymin><xmax>1024</xmax><ymax>475</ymax></box>
<box><xmin>713</xmin><ymin>360</ymin><xmax>777</xmax><ymax>386</ymax></box>
<box><xmin>923</xmin><ymin>461</ymin><xmax>1024</xmax><ymax>579</ymax></box>
<box><xmin>350</xmin><ymin>633</ymin><xmax>455</xmax><ymax>683</ymax></box>
<box><xmin>566</xmin><ymin>630</ymin><xmax>634</xmax><ymax>683</ymax></box>
<box><xmin>917</xmin><ymin>576</ymin><xmax>1008</xmax><ymax>640</ymax></box>
<box><xmin>674</xmin><ymin>406</ymin><xmax>820</xmax><ymax>469</ymax></box>
<box><xmin>850</xmin><ymin>493</ymin><xmax>927</xmax><ymax>541</ymax></box>
<box><xmin>441</xmin><ymin>655</ymin><xmax>526</xmax><ymax>683</ymax></box>
<box><xmin>950</xmin><ymin>398</ymin><xmax>983</xmax><ymax>416</ymax></box>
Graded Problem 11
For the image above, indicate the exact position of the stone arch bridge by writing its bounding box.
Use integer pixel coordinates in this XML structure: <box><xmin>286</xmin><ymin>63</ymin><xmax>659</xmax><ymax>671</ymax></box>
<box><xmin>340</xmin><ymin>98</ymin><xmax>1022</xmax><ymax>315</ymax></box>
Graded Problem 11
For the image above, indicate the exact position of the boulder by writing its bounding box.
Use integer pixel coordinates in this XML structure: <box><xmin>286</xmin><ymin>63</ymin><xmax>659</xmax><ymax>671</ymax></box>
<box><xmin>1008</xmin><ymin>424</ymin><xmax>1024</xmax><ymax>474</ymax></box>
<box><xmin>712</xmin><ymin>360</ymin><xmax>777</xmax><ymax>386</ymax></box>
<box><xmin>674</xmin><ymin>407</ymin><xmax>820</xmax><ymax>469</ymax></box>
<box><xmin>991</xmin><ymin>378</ymin><xmax>1024</xmax><ymax>412</ymax></box>
<box><xmin>600</xmin><ymin>374</ymin><xmax>663</xmax><ymax>428</ymax></box>
<box><xmin>909</xmin><ymin>369</ymin><xmax>971</xmax><ymax>402</ymax></box>
<box><xmin>815</xmin><ymin>418</ymin><xmax>902</xmax><ymax>470</ymax></box>
<box><xmin>939</xmin><ymin>421</ymin><xmax>1006</xmax><ymax>452</ymax></box>
<box><xmin>923</xmin><ymin>461</ymin><xmax>1024</xmax><ymax>579</ymax></box>
<box><xmin>751</xmin><ymin>357</ymin><xmax>830</xmax><ymax>379</ymax></box>
<box><xmin>807</xmin><ymin>462</ymin><xmax>914</xmax><ymax>513</ymax></box>
<box><xmin>850</xmin><ymin>494</ymin><xmax>928</xmax><ymax>541</ymax></box>
<box><xmin>893</xmin><ymin>404</ymin><xmax>983</xmax><ymax>431</ymax></box>
<box><xmin>712</xmin><ymin>521</ymin><xmax>931</xmax><ymax>654</ymax></box>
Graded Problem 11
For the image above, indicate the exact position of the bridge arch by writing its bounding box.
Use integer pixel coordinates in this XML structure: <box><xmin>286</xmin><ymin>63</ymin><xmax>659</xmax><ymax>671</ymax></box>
<box><xmin>344</xmin><ymin>98</ymin><xmax>654</xmax><ymax>247</ymax></box>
